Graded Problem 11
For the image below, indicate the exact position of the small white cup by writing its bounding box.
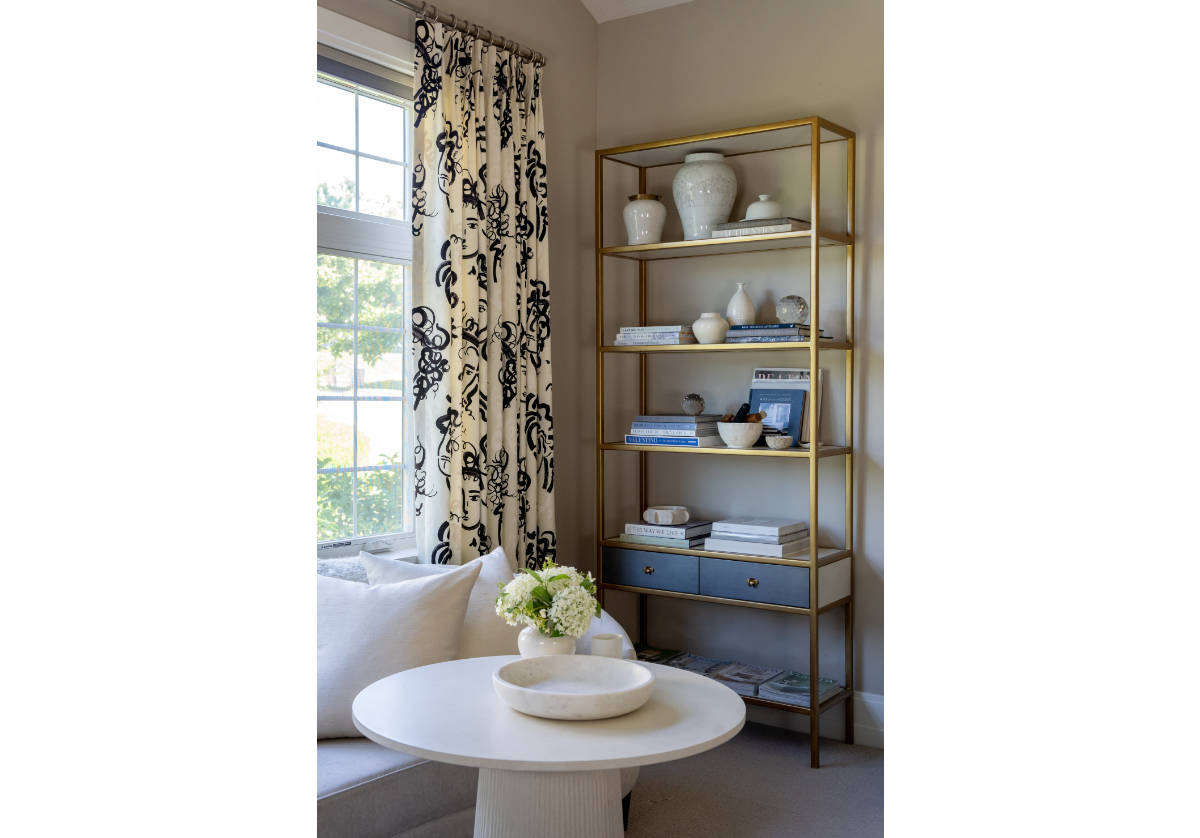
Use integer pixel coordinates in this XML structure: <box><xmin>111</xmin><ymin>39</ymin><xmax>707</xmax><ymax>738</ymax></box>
<box><xmin>590</xmin><ymin>633</ymin><xmax>623</xmax><ymax>658</ymax></box>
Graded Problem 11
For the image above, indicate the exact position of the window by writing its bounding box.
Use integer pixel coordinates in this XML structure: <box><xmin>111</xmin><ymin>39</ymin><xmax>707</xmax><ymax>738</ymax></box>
<box><xmin>316</xmin><ymin>22</ymin><xmax>415</xmax><ymax>557</ymax></box>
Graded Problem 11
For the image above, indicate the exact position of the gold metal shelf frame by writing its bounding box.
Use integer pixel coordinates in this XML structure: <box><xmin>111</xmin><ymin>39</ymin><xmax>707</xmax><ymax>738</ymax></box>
<box><xmin>594</xmin><ymin>116</ymin><xmax>856</xmax><ymax>768</ymax></box>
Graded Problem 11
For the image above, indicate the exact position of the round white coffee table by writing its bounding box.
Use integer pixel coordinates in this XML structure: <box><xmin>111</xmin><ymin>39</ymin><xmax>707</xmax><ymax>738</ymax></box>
<box><xmin>353</xmin><ymin>656</ymin><xmax>745</xmax><ymax>838</ymax></box>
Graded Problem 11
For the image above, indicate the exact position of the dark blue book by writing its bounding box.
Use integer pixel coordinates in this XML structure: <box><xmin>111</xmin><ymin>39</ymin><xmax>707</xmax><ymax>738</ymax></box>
<box><xmin>748</xmin><ymin>387</ymin><xmax>807</xmax><ymax>444</ymax></box>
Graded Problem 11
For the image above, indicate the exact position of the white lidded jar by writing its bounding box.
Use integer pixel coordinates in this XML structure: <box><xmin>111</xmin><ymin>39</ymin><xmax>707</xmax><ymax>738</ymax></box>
<box><xmin>672</xmin><ymin>152</ymin><xmax>737</xmax><ymax>240</ymax></box>
<box><xmin>622</xmin><ymin>193</ymin><xmax>666</xmax><ymax>245</ymax></box>
<box><xmin>744</xmin><ymin>194</ymin><xmax>783</xmax><ymax>220</ymax></box>
<box><xmin>691</xmin><ymin>312</ymin><xmax>730</xmax><ymax>344</ymax></box>
<box><xmin>725</xmin><ymin>282</ymin><xmax>755</xmax><ymax>326</ymax></box>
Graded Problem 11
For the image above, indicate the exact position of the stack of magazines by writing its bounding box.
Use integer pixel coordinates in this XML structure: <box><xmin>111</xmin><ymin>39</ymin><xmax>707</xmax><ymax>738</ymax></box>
<box><xmin>703</xmin><ymin>516</ymin><xmax>810</xmax><ymax>558</ymax></box>
<box><xmin>757</xmin><ymin>672</ymin><xmax>843</xmax><ymax>707</ymax></box>
<box><xmin>634</xmin><ymin>646</ymin><xmax>842</xmax><ymax>702</ymax></box>
<box><xmin>726</xmin><ymin>323</ymin><xmax>829</xmax><ymax>343</ymax></box>
<box><xmin>613</xmin><ymin>325</ymin><xmax>696</xmax><ymax>345</ymax></box>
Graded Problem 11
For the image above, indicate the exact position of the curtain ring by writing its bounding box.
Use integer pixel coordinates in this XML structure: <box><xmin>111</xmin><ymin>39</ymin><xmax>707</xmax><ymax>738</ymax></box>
<box><xmin>427</xmin><ymin>4</ymin><xmax>437</xmax><ymax>23</ymax></box>
<box><xmin>448</xmin><ymin>13</ymin><xmax>456</xmax><ymax>30</ymax></box>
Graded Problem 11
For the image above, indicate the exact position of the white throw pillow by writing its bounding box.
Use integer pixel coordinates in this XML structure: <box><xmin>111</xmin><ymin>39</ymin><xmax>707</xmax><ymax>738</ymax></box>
<box><xmin>360</xmin><ymin>547</ymin><xmax>520</xmax><ymax>659</ymax></box>
<box><xmin>317</xmin><ymin>561</ymin><xmax>481</xmax><ymax>739</ymax></box>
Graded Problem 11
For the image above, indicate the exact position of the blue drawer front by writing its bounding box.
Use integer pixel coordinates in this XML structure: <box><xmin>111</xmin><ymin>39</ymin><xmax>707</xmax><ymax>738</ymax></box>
<box><xmin>603</xmin><ymin>547</ymin><xmax>699</xmax><ymax>593</ymax></box>
<box><xmin>698</xmin><ymin>557</ymin><xmax>809</xmax><ymax>608</ymax></box>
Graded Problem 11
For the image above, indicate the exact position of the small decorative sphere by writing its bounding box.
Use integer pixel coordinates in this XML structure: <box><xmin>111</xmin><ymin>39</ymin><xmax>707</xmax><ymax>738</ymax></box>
<box><xmin>681</xmin><ymin>393</ymin><xmax>705</xmax><ymax>416</ymax></box>
<box><xmin>776</xmin><ymin>295</ymin><xmax>809</xmax><ymax>325</ymax></box>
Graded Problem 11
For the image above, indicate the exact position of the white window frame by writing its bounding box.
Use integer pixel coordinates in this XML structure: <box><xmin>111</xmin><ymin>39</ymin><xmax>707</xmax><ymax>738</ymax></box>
<box><xmin>317</xmin><ymin>10</ymin><xmax>417</xmax><ymax>559</ymax></box>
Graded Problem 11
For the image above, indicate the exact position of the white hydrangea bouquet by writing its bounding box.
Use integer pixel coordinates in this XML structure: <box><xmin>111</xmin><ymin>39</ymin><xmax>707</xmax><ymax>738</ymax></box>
<box><xmin>495</xmin><ymin>561</ymin><xmax>600</xmax><ymax>646</ymax></box>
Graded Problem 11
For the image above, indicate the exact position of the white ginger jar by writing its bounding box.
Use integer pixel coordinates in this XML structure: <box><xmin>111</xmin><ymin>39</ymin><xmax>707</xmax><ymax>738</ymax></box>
<box><xmin>672</xmin><ymin>152</ymin><xmax>737</xmax><ymax>240</ymax></box>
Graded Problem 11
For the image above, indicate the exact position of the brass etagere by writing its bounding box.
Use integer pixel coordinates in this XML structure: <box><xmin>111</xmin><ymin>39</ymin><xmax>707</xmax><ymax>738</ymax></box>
<box><xmin>594</xmin><ymin>117</ymin><xmax>855</xmax><ymax>768</ymax></box>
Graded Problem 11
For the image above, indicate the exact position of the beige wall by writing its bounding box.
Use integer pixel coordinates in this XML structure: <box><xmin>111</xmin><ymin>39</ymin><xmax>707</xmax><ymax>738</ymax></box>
<box><xmin>595</xmin><ymin>0</ymin><xmax>884</xmax><ymax>705</ymax></box>
<box><xmin>317</xmin><ymin>0</ymin><xmax>601</xmax><ymax>572</ymax></box>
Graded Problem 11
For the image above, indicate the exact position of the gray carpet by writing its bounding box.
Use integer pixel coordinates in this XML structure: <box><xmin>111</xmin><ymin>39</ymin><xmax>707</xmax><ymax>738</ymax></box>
<box><xmin>626</xmin><ymin>723</ymin><xmax>883</xmax><ymax>837</ymax></box>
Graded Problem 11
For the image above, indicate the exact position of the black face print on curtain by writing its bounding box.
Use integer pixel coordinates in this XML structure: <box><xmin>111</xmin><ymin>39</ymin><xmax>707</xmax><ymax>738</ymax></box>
<box><xmin>411</xmin><ymin>18</ymin><xmax>556</xmax><ymax>569</ymax></box>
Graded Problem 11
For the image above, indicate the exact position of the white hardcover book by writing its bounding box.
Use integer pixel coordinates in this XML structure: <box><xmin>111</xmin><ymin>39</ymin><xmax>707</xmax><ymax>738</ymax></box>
<box><xmin>710</xmin><ymin>222</ymin><xmax>808</xmax><ymax>238</ymax></box>
<box><xmin>703</xmin><ymin>537</ymin><xmax>810</xmax><ymax>558</ymax></box>
<box><xmin>700</xmin><ymin>529</ymin><xmax>808</xmax><ymax>544</ymax></box>
<box><xmin>711</xmin><ymin>516</ymin><xmax>809</xmax><ymax>537</ymax></box>
<box><xmin>624</xmin><ymin>520</ymin><xmax>712</xmax><ymax>539</ymax></box>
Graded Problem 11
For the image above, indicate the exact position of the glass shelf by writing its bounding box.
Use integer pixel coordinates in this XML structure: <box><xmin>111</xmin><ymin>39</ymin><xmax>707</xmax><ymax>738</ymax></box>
<box><xmin>600</xmin><ymin>229</ymin><xmax>851</xmax><ymax>261</ymax></box>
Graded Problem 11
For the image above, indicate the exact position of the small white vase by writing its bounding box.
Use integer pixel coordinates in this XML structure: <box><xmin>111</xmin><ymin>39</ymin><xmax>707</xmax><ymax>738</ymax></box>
<box><xmin>726</xmin><ymin>282</ymin><xmax>755</xmax><ymax>326</ymax></box>
<box><xmin>622</xmin><ymin>193</ymin><xmax>666</xmax><ymax>245</ymax></box>
<box><xmin>692</xmin><ymin>311</ymin><xmax>729</xmax><ymax>344</ymax></box>
<box><xmin>672</xmin><ymin>152</ymin><xmax>737</xmax><ymax>240</ymax></box>
<box><xmin>518</xmin><ymin>626</ymin><xmax>576</xmax><ymax>658</ymax></box>
<box><xmin>745</xmin><ymin>194</ymin><xmax>782</xmax><ymax>220</ymax></box>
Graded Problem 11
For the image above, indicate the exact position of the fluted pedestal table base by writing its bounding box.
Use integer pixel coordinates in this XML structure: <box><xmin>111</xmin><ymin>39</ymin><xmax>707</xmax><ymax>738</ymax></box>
<box><xmin>473</xmin><ymin>767</ymin><xmax>622</xmax><ymax>838</ymax></box>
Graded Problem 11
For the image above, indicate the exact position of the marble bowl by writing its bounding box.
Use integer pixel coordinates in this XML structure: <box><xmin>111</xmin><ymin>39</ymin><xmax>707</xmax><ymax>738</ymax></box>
<box><xmin>493</xmin><ymin>655</ymin><xmax>655</xmax><ymax>720</ymax></box>
<box><xmin>716</xmin><ymin>421</ymin><xmax>763</xmax><ymax>449</ymax></box>
<box><xmin>765</xmin><ymin>435</ymin><xmax>795</xmax><ymax>450</ymax></box>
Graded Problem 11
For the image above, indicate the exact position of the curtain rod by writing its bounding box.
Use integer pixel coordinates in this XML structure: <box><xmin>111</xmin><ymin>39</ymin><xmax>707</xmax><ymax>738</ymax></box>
<box><xmin>388</xmin><ymin>1</ymin><xmax>547</xmax><ymax>67</ymax></box>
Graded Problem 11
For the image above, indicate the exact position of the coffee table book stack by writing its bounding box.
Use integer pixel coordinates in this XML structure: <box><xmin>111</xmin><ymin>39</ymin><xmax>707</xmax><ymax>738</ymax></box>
<box><xmin>624</xmin><ymin>414</ymin><xmax>722</xmax><ymax>448</ymax></box>
<box><xmin>595</xmin><ymin>116</ymin><xmax>856</xmax><ymax>767</ymax></box>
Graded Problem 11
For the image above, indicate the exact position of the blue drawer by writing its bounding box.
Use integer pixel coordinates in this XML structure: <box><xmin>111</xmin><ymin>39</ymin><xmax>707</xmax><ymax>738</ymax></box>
<box><xmin>698</xmin><ymin>557</ymin><xmax>809</xmax><ymax>608</ymax></box>
<box><xmin>602</xmin><ymin>547</ymin><xmax>699</xmax><ymax>594</ymax></box>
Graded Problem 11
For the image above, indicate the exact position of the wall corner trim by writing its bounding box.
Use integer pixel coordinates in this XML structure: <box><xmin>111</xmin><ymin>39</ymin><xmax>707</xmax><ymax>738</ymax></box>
<box><xmin>853</xmin><ymin>690</ymin><xmax>884</xmax><ymax>749</ymax></box>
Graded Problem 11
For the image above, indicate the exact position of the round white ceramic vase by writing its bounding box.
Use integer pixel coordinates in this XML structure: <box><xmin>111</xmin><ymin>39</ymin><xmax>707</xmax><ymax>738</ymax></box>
<box><xmin>744</xmin><ymin>194</ymin><xmax>782</xmax><ymax>220</ymax></box>
<box><xmin>726</xmin><ymin>282</ymin><xmax>755</xmax><ymax>326</ymax></box>
<box><xmin>672</xmin><ymin>152</ymin><xmax>737</xmax><ymax>240</ymax></box>
<box><xmin>622</xmin><ymin>193</ymin><xmax>666</xmax><ymax>245</ymax></box>
<box><xmin>692</xmin><ymin>312</ymin><xmax>729</xmax><ymax>344</ymax></box>
<box><xmin>518</xmin><ymin>626</ymin><xmax>577</xmax><ymax>658</ymax></box>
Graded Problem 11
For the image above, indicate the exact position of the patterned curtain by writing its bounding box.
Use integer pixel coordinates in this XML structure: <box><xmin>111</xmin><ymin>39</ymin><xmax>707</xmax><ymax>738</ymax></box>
<box><xmin>410</xmin><ymin>18</ymin><xmax>556</xmax><ymax>569</ymax></box>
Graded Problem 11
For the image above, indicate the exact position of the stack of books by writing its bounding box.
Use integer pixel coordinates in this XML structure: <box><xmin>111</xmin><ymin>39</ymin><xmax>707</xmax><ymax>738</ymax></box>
<box><xmin>725</xmin><ymin>323</ymin><xmax>829</xmax><ymax>344</ymax></box>
<box><xmin>624</xmin><ymin>414</ymin><xmax>723</xmax><ymax>447</ymax></box>
<box><xmin>707</xmin><ymin>662</ymin><xmax>784</xmax><ymax>697</ymax></box>
<box><xmin>757</xmin><ymin>672</ymin><xmax>843</xmax><ymax>708</ymax></box>
<box><xmin>617</xmin><ymin>519</ymin><xmax>712</xmax><ymax>549</ymax></box>
<box><xmin>613</xmin><ymin>325</ymin><xmax>696</xmax><ymax>346</ymax></box>
<box><xmin>710</xmin><ymin>217</ymin><xmax>811</xmax><ymax>239</ymax></box>
<box><xmin>704</xmin><ymin>516</ymin><xmax>810</xmax><ymax>558</ymax></box>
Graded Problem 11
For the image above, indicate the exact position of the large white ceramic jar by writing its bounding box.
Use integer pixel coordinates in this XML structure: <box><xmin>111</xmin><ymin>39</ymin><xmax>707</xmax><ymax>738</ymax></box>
<box><xmin>622</xmin><ymin>193</ymin><xmax>666</xmax><ymax>245</ymax></box>
<box><xmin>672</xmin><ymin>152</ymin><xmax>737</xmax><ymax>240</ymax></box>
<box><xmin>691</xmin><ymin>312</ymin><xmax>730</xmax><ymax>344</ymax></box>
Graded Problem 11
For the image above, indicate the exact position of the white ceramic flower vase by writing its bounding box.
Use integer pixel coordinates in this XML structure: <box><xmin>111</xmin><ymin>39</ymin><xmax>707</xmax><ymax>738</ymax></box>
<box><xmin>691</xmin><ymin>312</ymin><xmax>729</xmax><ymax>344</ymax></box>
<box><xmin>726</xmin><ymin>282</ymin><xmax>755</xmax><ymax>326</ymax></box>
<box><xmin>672</xmin><ymin>152</ymin><xmax>737</xmax><ymax>240</ymax></box>
<box><xmin>622</xmin><ymin>193</ymin><xmax>666</xmax><ymax>245</ymax></box>
<box><xmin>518</xmin><ymin>626</ymin><xmax>577</xmax><ymax>658</ymax></box>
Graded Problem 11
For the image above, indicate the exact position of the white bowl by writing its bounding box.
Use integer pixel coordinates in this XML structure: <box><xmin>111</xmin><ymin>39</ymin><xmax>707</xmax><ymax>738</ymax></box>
<box><xmin>493</xmin><ymin>655</ymin><xmax>655</xmax><ymax>720</ymax></box>
<box><xmin>765</xmin><ymin>435</ymin><xmax>794</xmax><ymax>450</ymax></box>
<box><xmin>643</xmin><ymin>505</ymin><xmax>689</xmax><ymax>525</ymax></box>
<box><xmin>716</xmin><ymin>421</ymin><xmax>763</xmax><ymax>449</ymax></box>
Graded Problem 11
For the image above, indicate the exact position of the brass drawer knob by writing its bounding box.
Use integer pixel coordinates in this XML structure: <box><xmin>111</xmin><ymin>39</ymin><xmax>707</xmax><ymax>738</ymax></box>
<box><xmin>643</xmin><ymin>565</ymin><xmax>655</xmax><ymax>575</ymax></box>
<box><xmin>747</xmin><ymin>577</ymin><xmax>759</xmax><ymax>588</ymax></box>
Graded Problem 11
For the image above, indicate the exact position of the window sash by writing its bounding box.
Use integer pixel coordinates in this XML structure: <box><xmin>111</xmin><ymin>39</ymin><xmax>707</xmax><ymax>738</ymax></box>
<box><xmin>316</xmin><ymin>40</ymin><xmax>415</xmax><ymax>556</ymax></box>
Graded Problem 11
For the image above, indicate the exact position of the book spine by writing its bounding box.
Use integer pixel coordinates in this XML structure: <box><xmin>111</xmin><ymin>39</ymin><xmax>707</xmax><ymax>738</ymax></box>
<box><xmin>727</xmin><ymin>335</ymin><xmax>806</xmax><ymax>343</ymax></box>
<box><xmin>617</xmin><ymin>325</ymin><xmax>692</xmax><ymax>333</ymax></box>
<box><xmin>624</xmin><ymin>523</ymin><xmax>707</xmax><ymax>538</ymax></box>
<box><xmin>624</xmin><ymin>435</ymin><xmax>699</xmax><ymax>446</ymax></box>
<box><xmin>630</xmin><ymin>421</ymin><xmax>715</xmax><ymax>431</ymax></box>
<box><xmin>711</xmin><ymin>525</ymin><xmax>808</xmax><ymax>537</ymax></box>
<box><xmin>704</xmin><ymin>538</ymin><xmax>809</xmax><ymax>557</ymax></box>
<box><xmin>728</xmin><ymin>324</ymin><xmax>811</xmax><ymax>331</ymax></box>
<box><xmin>711</xmin><ymin>224</ymin><xmax>805</xmax><ymax>238</ymax></box>
<box><xmin>626</xmin><ymin>427</ymin><xmax>713</xmax><ymax>437</ymax></box>
<box><xmin>634</xmin><ymin>415</ymin><xmax>722</xmax><ymax>422</ymax></box>
<box><xmin>618</xmin><ymin>534</ymin><xmax>706</xmax><ymax>548</ymax></box>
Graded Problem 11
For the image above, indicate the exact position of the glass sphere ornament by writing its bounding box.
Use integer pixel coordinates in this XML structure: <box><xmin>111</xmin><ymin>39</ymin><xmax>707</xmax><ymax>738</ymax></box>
<box><xmin>681</xmin><ymin>393</ymin><xmax>705</xmax><ymax>416</ymax></box>
<box><xmin>775</xmin><ymin>295</ymin><xmax>809</xmax><ymax>325</ymax></box>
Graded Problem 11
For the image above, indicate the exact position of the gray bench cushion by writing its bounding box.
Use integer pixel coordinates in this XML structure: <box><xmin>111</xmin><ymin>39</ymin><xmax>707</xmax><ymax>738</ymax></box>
<box><xmin>319</xmin><ymin>738</ymin><xmax>640</xmax><ymax>838</ymax></box>
<box><xmin>318</xmin><ymin>738</ymin><xmax>477</xmax><ymax>838</ymax></box>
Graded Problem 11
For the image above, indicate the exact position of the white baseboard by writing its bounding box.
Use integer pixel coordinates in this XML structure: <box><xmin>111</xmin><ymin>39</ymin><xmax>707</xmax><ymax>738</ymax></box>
<box><xmin>745</xmin><ymin>690</ymin><xmax>883</xmax><ymax>749</ymax></box>
<box><xmin>852</xmin><ymin>691</ymin><xmax>884</xmax><ymax>749</ymax></box>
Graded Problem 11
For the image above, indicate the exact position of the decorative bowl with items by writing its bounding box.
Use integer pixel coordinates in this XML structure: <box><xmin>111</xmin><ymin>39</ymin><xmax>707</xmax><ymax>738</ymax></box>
<box><xmin>716</xmin><ymin>402</ymin><xmax>764</xmax><ymax>448</ymax></box>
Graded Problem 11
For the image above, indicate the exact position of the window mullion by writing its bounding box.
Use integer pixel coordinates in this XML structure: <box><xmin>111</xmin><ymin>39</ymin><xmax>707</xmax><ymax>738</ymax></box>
<box><xmin>351</xmin><ymin>258</ymin><xmax>359</xmax><ymax>536</ymax></box>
